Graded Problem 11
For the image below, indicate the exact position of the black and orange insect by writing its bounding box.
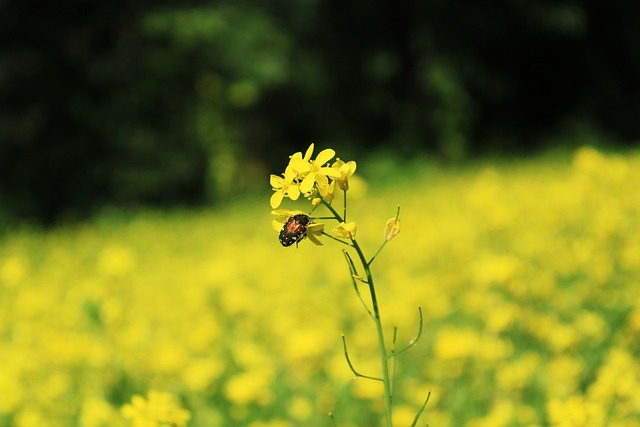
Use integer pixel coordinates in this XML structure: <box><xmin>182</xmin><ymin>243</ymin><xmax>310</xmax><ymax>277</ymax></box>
<box><xmin>279</xmin><ymin>214</ymin><xmax>311</xmax><ymax>247</ymax></box>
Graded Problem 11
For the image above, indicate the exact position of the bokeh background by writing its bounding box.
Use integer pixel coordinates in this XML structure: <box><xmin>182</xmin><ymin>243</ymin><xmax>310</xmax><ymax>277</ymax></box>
<box><xmin>1</xmin><ymin>1</ymin><xmax>640</xmax><ymax>426</ymax></box>
<box><xmin>2</xmin><ymin>0</ymin><xmax>640</xmax><ymax>224</ymax></box>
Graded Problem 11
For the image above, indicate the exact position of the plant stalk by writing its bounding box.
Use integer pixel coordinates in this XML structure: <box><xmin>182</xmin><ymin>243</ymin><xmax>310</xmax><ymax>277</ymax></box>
<box><xmin>321</xmin><ymin>200</ymin><xmax>393</xmax><ymax>427</ymax></box>
<box><xmin>351</xmin><ymin>239</ymin><xmax>393</xmax><ymax>427</ymax></box>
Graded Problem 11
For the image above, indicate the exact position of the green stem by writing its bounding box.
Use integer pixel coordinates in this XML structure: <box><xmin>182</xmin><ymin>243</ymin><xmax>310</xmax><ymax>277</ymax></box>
<box><xmin>343</xmin><ymin>187</ymin><xmax>347</xmax><ymax>222</ymax></box>
<box><xmin>351</xmin><ymin>238</ymin><xmax>393</xmax><ymax>427</ymax></box>
<box><xmin>322</xmin><ymin>200</ymin><xmax>393</xmax><ymax>426</ymax></box>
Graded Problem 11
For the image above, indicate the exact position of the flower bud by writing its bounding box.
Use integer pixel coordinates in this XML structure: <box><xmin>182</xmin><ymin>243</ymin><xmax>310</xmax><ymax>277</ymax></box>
<box><xmin>383</xmin><ymin>216</ymin><xmax>400</xmax><ymax>241</ymax></box>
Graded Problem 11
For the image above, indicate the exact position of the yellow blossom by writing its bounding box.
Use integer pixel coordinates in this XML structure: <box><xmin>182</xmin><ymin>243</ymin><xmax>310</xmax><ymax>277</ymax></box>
<box><xmin>383</xmin><ymin>215</ymin><xmax>400</xmax><ymax>241</ymax></box>
<box><xmin>121</xmin><ymin>390</ymin><xmax>191</xmax><ymax>427</ymax></box>
<box><xmin>333</xmin><ymin>222</ymin><xmax>357</xmax><ymax>239</ymax></box>
<box><xmin>332</xmin><ymin>158</ymin><xmax>357</xmax><ymax>191</ymax></box>
<box><xmin>288</xmin><ymin>143</ymin><xmax>341</xmax><ymax>193</ymax></box>
<box><xmin>314</xmin><ymin>174</ymin><xmax>336</xmax><ymax>203</ymax></box>
<box><xmin>269</xmin><ymin>166</ymin><xmax>301</xmax><ymax>209</ymax></box>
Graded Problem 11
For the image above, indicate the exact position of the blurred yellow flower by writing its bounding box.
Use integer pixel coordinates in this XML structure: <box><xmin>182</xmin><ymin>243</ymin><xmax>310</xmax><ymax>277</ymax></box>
<box><xmin>223</xmin><ymin>368</ymin><xmax>275</xmax><ymax>406</ymax></box>
<box><xmin>97</xmin><ymin>244</ymin><xmax>137</xmax><ymax>277</ymax></box>
<box><xmin>434</xmin><ymin>327</ymin><xmax>480</xmax><ymax>361</ymax></box>
<box><xmin>547</xmin><ymin>394</ymin><xmax>606</xmax><ymax>427</ymax></box>
<box><xmin>80</xmin><ymin>397</ymin><xmax>117</xmax><ymax>427</ymax></box>
<box><xmin>121</xmin><ymin>390</ymin><xmax>191</xmax><ymax>427</ymax></box>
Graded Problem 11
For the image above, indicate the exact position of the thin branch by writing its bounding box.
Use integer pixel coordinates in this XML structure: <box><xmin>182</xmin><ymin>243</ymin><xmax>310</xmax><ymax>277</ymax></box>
<box><xmin>368</xmin><ymin>240</ymin><xmax>388</xmax><ymax>267</ymax></box>
<box><xmin>343</xmin><ymin>186</ymin><xmax>347</xmax><ymax>222</ymax></box>
<box><xmin>390</xmin><ymin>326</ymin><xmax>398</xmax><ymax>400</ymax></box>
<box><xmin>343</xmin><ymin>251</ymin><xmax>373</xmax><ymax>319</ymax></box>
<box><xmin>368</xmin><ymin>205</ymin><xmax>401</xmax><ymax>266</ymax></box>
<box><xmin>322</xmin><ymin>231</ymin><xmax>352</xmax><ymax>246</ymax></box>
<box><xmin>389</xmin><ymin>307</ymin><xmax>424</xmax><ymax>358</ymax></box>
<box><xmin>341</xmin><ymin>335</ymin><xmax>383</xmax><ymax>382</ymax></box>
<box><xmin>409</xmin><ymin>391</ymin><xmax>431</xmax><ymax>427</ymax></box>
<box><xmin>328</xmin><ymin>412</ymin><xmax>337</xmax><ymax>427</ymax></box>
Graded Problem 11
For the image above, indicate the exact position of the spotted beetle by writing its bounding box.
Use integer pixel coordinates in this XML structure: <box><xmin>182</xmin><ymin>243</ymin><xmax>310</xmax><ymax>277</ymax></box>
<box><xmin>279</xmin><ymin>214</ymin><xmax>311</xmax><ymax>247</ymax></box>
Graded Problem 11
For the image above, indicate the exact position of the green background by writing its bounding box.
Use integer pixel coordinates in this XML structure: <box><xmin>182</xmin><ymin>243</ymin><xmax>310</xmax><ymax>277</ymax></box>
<box><xmin>2</xmin><ymin>0</ymin><xmax>639</xmax><ymax>224</ymax></box>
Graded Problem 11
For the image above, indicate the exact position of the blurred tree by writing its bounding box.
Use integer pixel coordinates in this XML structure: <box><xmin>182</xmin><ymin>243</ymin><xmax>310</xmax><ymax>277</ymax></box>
<box><xmin>1</xmin><ymin>0</ymin><xmax>639</xmax><ymax>224</ymax></box>
<box><xmin>0</xmin><ymin>1</ymin><xmax>291</xmax><ymax>223</ymax></box>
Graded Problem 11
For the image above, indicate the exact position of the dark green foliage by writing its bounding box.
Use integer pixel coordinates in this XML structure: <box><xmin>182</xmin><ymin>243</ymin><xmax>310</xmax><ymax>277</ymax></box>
<box><xmin>1</xmin><ymin>0</ymin><xmax>639</xmax><ymax>224</ymax></box>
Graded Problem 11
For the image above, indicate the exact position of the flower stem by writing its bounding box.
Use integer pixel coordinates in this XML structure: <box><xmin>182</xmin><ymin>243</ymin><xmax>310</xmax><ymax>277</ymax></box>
<box><xmin>350</xmin><ymin>238</ymin><xmax>393</xmax><ymax>427</ymax></box>
<box><xmin>320</xmin><ymin>200</ymin><xmax>393</xmax><ymax>427</ymax></box>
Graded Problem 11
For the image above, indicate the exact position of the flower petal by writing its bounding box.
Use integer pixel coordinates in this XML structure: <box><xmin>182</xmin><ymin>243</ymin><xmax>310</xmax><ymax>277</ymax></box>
<box><xmin>333</xmin><ymin>221</ymin><xmax>357</xmax><ymax>238</ymax></box>
<box><xmin>289</xmin><ymin>158</ymin><xmax>311</xmax><ymax>174</ymax></box>
<box><xmin>288</xmin><ymin>185</ymin><xmax>301</xmax><ymax>200</ymax></box>
<box><xmin>270</xmin><ymin>174</ymin><xmax>284</xmax><ymax>188</ymax></box>
<box><xmin>270</xmin><ymin>190</ymin><xmax>284</xmax><ymax>209</ymax></box>
<box><xmin>283</xmin><ymin>165</ymin><xmax>297</xmax><ymax>181</ymax></box>
<box><xmin>307</xmin><ymin>222</ymin><xmax>325</xmax><ymax>233</ymax></box>
<box><xmin>315</xmin><ymin>148</ymin><xmax>335</xmax><ymax>166</ymax></box>
<box><xmin>318</xmin><ymin>166</ymin><xmax>342</xmax><ymax>178</ymax></box>
<box><xmin>306</xmin><ymin>232</ymin><xmax>323</xmax><ymax>246</ymax></box>
<box><xmin>299</xmin><ymin>172</ymin><xmax>316</xmax><ymax>193</ymax></box>
<box><xmin>303</xmin><ymin>143</ymin><xmax>315</xmax><ymax>161</ymax></box>
<box><xmin>272</xmin><ymin>219</ymin><xmax>284</xmax><ymax>232</ymax></box>
<box><xmin>347</xmin><ymin>161</ymin><xmax>357</xmax><ymax>174</ymax></box>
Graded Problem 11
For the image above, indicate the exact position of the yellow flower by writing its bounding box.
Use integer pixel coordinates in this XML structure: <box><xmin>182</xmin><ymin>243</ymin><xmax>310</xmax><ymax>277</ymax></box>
<box><xmin>315</xmin><ymin>174</ymin><xmax>336</xmax><ymax>203</ymax></box>
<box><xmin>121</xmin><ymin>390</ymin><xmax>191</xmax><ymax>427</ymax></box>
<box><xmin>270</xmin><ymin>165</ymin><xmax>301</xmax><ymax>209</ymax></box>
<box><xmin>332</xmin><ymin>158</ymin><xmax>357</xmax><ymax>191</ymax></box>
<box><xmin>383</xmin><ymin>215</ymin><xmax>400</xmax><ymax>241</ymax></box>
<box><xmin>289</xmin><ymin>143</ymin><xmax>341</xmax><ymax>194</ymax></box>
<box><xmin>333</xmin><ymin>222</ymin><xmax>357</xmax><ymax>239</ymax></box>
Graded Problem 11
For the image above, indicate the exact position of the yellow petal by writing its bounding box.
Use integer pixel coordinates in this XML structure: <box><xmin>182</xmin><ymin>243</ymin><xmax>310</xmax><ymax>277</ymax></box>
<box><xmin>318</xmin><ymin>166</ymin><xmax>341</xmax><ymax>178</ymax></box>
<box><xmin>306</xmin><ymin>232</ymin><xmax>323</xmax><ymax>246</ymax></box>
<box><xmin>270</xmin><ymin>174</ymin><xmax>284</xmax><ymax>188</ymax></box>
<box><xmin>340</xmin><ymin>161</ymin><xmax>357</xmax><ymax>176</ymax></box>
<box><xmin>315</xmin><ymin>148</ymin><xmax>335</xmax><ymax>166</ymax></box>
<box><xmin>347</xmin><ymin>161</ymin><xmax>357</xmax><ymax>174</ymax></box>
<box><xmin>271</xmin><ymin>208</ymin><xmax>305</xmax><ymax>219</ymax></box>
<box><xmin>270</xmin><ymin>190</ymin><xmax>284</xmax><ymax>209</ymax></box>
<box><xmin>303</xmin><ymin>143</ymin><xmax>315</xmax><ymax>161</ymax></box>
<box><xmin>333</xmin><ymin>222</ymin><xmax>357</xmax><ymax>238</ymax></box>
<box><xmin>272</xmin><ymin>219</ymin><xmax>284</xmax><ymax>232</ymax></box>
<box><xmin>289</xmin><ymin>158</ymin><xmax>311</xmax><ymax>174</ymax></box>
<box><xmin>307</xmin><ymin>222</ymin><xmax>325</xmax><ymax>233</ymax></box>
<box><xmin>288</xmin><ymin>185</ymin><xmax>301</xmax><ymax>200</ymax></box>
<box><xmin>283</xmin><ymin>165</ymin><xmax>297</xmax><ymax>180</ymax></box>
<box><xmin>299</xmin><ymin>172</ymin><xmax>316</xmax><ymax>193</ymax></box>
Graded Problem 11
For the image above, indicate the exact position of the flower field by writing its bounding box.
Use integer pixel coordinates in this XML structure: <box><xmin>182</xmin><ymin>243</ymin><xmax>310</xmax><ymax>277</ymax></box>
<box><xmin>1</xmin><ymin>146</ymin><xmax>640</xmax><ymax>427</ymax></box>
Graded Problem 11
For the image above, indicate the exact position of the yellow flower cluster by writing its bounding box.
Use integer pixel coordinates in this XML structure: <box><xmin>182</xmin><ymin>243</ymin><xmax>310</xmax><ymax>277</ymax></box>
<box><xmin>269</xmin><ymin>143</ymin><xmax>356</xmax><ymax>209</ymax></box>
<box><xmin>270</xmin><ymin>143</ymin><xmax>359</xmax><ymax>247</ymax></box>
<box><xmin>0</xmin><ymin>146</ymin><xmax>639</xmax><ymax>426</ymax></box>
<box><xmin>121</xmin><ymin>390</ymin><xmax>191</xmax><ymax>427</ymax></box>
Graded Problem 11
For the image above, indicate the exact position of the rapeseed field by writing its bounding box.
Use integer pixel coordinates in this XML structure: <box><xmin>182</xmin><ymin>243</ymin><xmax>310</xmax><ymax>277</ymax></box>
<box><xmin>1</xmin><ymin>146</ymin><xmax>639</xmax><ymax>427</ymax></box>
